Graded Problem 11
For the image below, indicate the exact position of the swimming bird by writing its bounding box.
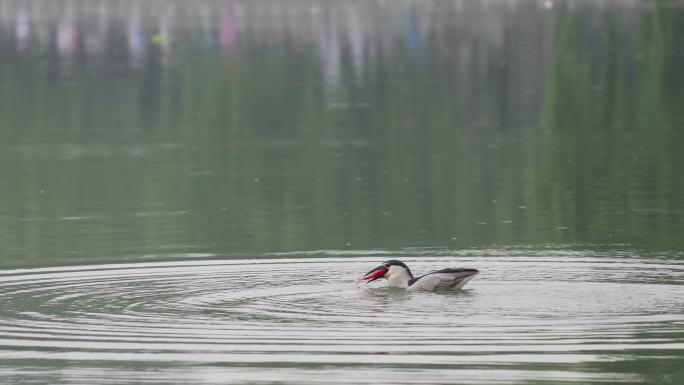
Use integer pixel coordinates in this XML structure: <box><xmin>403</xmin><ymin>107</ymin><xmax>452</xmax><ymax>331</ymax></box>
<box><xmin>357</xmin><ymin>260</ymin><xmax>478</xmax><ymax>291</ymax></box>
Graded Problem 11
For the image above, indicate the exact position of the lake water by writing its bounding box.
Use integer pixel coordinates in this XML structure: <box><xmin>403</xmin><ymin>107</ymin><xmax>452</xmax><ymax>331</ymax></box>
<box><xmin>0</xmin><ymin>0</ymin><xmax>683</xmax><ymax>384</ymax></box>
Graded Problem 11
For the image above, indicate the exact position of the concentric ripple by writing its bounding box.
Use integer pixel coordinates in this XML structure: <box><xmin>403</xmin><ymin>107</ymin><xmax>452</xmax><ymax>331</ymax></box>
<box><xmin>0</xmin><ymin>250</ymin><xmax>683</xmax><ymax>384</ymax></box>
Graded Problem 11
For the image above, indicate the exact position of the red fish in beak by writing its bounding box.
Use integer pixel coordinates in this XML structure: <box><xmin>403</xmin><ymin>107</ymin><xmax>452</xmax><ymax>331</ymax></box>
<box><xmin>356</xmin><ymin>264</ymin><xmax>388</xmax><ymax>284</ymax></box>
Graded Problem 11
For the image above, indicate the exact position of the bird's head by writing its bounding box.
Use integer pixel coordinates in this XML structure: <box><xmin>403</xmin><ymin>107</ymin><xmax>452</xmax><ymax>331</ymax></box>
<box><xmin>357</xmin><ymin>260</ymin><xmax>414</xmax><ymax>284</ymax></box>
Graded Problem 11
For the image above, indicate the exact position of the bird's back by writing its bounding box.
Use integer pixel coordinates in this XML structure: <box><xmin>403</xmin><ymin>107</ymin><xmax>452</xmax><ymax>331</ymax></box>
<box><xmin>408</xmin><ymin>268</ymin><xmax>479</xmax><ymax>291</ymax></box>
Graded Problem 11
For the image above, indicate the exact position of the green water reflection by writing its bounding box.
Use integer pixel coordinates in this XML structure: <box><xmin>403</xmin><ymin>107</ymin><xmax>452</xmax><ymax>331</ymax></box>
<box><xmin>0</xmin><ymin>0</ymin><xmax>683</xmax><ymax>267</ymax></box>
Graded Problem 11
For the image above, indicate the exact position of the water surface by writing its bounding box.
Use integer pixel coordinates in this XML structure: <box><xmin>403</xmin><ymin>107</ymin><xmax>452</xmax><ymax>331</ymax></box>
<box><xmin>0</xmin><ymin>0</ymin><xmax>683</xmax><ymax>384</ymax></box>
<box><xmin>0</xmin><ymin>249</ymin><xmax>683</xmax><ymax>384</ymax></box>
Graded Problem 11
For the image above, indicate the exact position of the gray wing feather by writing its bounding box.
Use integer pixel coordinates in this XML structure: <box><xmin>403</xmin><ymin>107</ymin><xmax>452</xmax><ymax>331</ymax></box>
<box><xmin>408</xmin><ymin>269</ymin><xmax>478</xmax><ymax>291</ymax></box>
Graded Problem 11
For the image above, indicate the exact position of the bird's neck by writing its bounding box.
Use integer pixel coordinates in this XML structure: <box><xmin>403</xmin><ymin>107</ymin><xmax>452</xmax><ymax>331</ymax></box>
<box><xmin>386</xmin><ymin>266</ymin><xmax>413</xmax><ymax>288</ymax></box>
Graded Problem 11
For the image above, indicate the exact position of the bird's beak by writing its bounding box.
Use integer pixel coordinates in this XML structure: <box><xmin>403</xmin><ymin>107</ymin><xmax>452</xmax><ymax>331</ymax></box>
<box><xmin>357</xmin><ymin>265</ymin><xmax>388</xmax><ymax>284</ymax></box>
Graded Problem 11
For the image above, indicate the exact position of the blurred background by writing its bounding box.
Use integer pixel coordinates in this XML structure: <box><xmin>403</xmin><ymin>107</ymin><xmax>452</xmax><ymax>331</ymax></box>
<box><xmin>0</xmin><ymin>0</ymin><xmax>683</xmax><ymax>267</ymax></box>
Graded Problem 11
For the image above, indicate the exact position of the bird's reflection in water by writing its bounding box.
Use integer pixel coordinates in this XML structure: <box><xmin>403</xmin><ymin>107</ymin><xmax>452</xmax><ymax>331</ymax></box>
<box><xmin>355</xmin><ymin>285</ymin><xmax>410</xmax><ymax>306</ymax></box>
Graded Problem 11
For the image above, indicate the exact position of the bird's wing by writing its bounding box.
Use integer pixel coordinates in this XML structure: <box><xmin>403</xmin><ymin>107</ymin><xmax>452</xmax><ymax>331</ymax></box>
<box><xmin>408</xmin><ymin>269</ymin><xmax>478</xmax><ymax>291</ymax></box>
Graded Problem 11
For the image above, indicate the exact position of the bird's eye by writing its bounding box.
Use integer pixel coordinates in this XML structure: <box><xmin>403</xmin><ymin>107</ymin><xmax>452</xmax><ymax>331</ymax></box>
<box><xmin>384</xmin><ymin>263</ymin><xmax>390</xmax><ymax>268</ymax></box>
